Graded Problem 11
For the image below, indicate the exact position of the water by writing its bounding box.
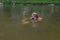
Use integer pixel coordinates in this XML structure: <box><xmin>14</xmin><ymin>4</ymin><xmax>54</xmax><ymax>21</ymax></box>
<box><xmin>0</xmin><ymin>4</ymin><xmax>60</xmax><ymax>40</ymax></box>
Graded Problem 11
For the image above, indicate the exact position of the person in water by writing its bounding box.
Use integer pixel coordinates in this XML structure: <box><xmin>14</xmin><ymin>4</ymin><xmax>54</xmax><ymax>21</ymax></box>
<box><xmin>31</xmin><ymin>12</ymin><xmax>39</xmax><ymax>23</ymax></box>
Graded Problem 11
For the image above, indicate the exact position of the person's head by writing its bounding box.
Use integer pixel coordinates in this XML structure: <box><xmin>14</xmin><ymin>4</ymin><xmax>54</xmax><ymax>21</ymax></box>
<box><xmin>32</xmin><ymin>12</ymin><xmax>37</xmax><ymax>15</ymax></box>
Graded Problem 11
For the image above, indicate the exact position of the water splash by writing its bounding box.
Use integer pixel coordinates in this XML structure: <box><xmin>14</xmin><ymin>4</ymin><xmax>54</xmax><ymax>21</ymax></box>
<box><xmin>11</xmin><ymin>0</ymin><xmax>16</xmax><ymax>8</ymax></box>
<box><xmin>21</xmin><ymin>18</ymin><xmax>30</xmax><ymax>25</ymax></box>
<box><xmin>50</xmin><ymin>4</ymin><xmax>55</xmax><ymax>14</ymax></box>
<box><xmin>22</xmin><ymin>7</ymin><xmax>29</xmax><ymax>18</ymax></box>
<box><xmin>0</xmin><ymin>3</ymin><xmax>4</xmax><ymax>17</ymax></box>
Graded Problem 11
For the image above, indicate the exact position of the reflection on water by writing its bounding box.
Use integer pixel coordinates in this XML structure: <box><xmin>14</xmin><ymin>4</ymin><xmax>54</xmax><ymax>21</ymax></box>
<box><xmin>0</xmin><ymin>4</ymin><xmax>60</xmax><ymax>40</ymax></box>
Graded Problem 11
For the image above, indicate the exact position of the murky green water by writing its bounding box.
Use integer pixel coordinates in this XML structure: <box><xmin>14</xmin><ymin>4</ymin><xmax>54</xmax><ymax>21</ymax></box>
<box><xmin>0</xmin><ymin>4</ymin><xmax>60</xmax><ymax>40</ymax></box>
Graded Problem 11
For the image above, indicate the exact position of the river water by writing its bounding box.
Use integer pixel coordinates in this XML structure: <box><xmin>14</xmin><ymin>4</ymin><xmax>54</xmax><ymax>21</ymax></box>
<box><xmin>0</xmin><ymin>4</ymin><xmax>60</xmax><ymax>40</ymax></box>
